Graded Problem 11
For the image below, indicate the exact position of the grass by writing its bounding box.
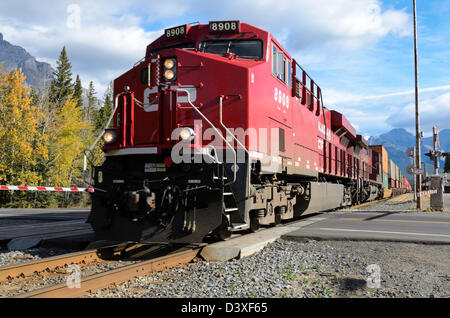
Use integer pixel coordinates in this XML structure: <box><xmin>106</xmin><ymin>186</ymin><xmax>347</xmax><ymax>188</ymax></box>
<box><xmin>322</xmin><ymin>287</ymin><xmax>331</xmax><ymax>296</ymax></box>
<box><xmin>315</xmin><ymin>287</ymin><xmax>333</xmax><ymax>298</ymax></box>
<box><xmin>282</xmin><ymin>265</ymin><xmax>297</xmax><ymax>281</ymax></box>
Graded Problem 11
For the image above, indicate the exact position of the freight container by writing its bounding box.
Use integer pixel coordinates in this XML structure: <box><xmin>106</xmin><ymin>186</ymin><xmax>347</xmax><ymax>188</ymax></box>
<box><xmin>395</xmin><ymin>164</ymin><xmax>400</xmax><ymax>181</ymax></box>
<box><xmin>389</xmin><ymin>159</ymin><xmax>394</xmax><ymax>180</ymax></box>
<box><xmin>403</xmin><ymin>176</ymin><xmax>410</xmax><ymax>191</ymax></box>
<box><xmin>390</xmin><ymin>179</ymin><xmax>396</xmax><ymax>189</ymax></box>
<box><xmin>402</xmin><ymin>176</ymin><xmax>409</xmax><ymax>190</ymax></box>
<box><xmin>383</xmin><ymin>173</ymin><xmax>389</xmax><ymax>189</ymax></box>
<box><xmin>369</xmin><ymin>145</ymin><xmax>389</xmax><ymax>174</ymax></box>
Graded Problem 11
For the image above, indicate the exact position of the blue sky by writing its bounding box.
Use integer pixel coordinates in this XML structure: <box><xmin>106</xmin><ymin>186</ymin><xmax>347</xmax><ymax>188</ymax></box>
<box><xmin>0</xmin><ymin>0</ymin><xmax>449</xmax><ymax>137</ymax></box>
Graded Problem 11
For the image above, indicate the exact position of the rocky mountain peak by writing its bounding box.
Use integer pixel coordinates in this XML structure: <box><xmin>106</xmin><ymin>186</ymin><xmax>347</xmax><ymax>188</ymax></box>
<box><xmin>0</xmin><ymin>33</ymin><xmax>54</xmax><ymax>88</ymax></box>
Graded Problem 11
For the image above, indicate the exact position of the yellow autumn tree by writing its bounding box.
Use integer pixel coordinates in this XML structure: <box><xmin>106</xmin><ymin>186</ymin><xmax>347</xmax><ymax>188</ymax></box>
<box><xmin>46</xmin><ymin>96</ymin><xmax>91</xmax><ymax>187</ymax></box>
<box><xmin>0</xmin><ymin>66</ymin><xmax>47</xmax><ymax>186</ymax></box>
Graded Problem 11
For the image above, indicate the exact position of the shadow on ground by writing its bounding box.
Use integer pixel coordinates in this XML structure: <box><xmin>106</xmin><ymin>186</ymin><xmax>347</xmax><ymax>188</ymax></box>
<box><xmin>339</xmin><ymin>277</ymin><xmax>367</xmax><ymax>292</ymax></box>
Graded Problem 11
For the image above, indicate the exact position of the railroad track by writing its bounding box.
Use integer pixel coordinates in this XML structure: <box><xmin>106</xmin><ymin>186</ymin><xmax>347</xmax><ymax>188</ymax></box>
<box><xmin>0</xmin><ymin>243</ymin><xmax>200</xmax><ymax>298</ymax></box>
<box><xmin>16</xmin><ymin>248</ymin><xmax>199</xmax><ymax>298</ymax></box>
<box><xmin>0</xmin><ymin>248</ymin><xmax>105</xmax><ymax>283</ymax></box>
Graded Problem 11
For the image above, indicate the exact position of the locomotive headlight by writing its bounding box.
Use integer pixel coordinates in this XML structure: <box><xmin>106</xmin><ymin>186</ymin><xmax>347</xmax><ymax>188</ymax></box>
<box><xmin>164</xmin><ymin>70</ymin><xmax>175</xmax><ymax>81</ymax></box>
<box><xmin>103</xmin><ymin>131</ymin><xmax>118</xmax><ymax>145</ymax></box>
<box><xmin>179</xmin><ymin>127</ymin><xmax>195</xmax><ymax>141</ymax></box>
<box><xmin>163</xmin><ymin>58</ymin><xmax>177</xmax><ymax>81</ymax></box>
<box><xmin>164</xmin><ymin>59</ymin><xmax>175</xmax><ymax>69</ymax></box>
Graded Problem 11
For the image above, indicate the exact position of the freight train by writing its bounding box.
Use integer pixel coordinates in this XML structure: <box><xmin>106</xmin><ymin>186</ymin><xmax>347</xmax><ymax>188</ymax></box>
<box><xmin>370</xmin><ymin>145</ymin><xmax>411</xmax><ymax>197</ymax></box>
<box><xmin>87</xmin><ymin>21</ymin><xmax>410</xmax><ymax>244</ymax></box>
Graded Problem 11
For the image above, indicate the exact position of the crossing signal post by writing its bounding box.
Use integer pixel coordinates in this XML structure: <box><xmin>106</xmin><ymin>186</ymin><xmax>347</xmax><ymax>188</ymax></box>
<box><xmin>424</xmin><ymin>126</ymin><xmax>449</xmax><ymax>175</ymax></box>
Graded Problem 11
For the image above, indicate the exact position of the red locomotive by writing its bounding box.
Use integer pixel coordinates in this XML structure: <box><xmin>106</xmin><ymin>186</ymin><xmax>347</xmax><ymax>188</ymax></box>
<box><xmin>88</xmin><ymin>21</ymin><xmax>385</xmax><ymax>244</ymax></box>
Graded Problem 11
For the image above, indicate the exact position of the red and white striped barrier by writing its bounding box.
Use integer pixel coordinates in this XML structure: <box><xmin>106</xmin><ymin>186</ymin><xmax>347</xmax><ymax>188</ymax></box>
<box><xmin>0</xmin><ymin>185</ymin><xmax>94</xmax><ymax>193</ymax></box>
<box><xmin>417</xmin><ymin>190</ymin><xmax>437</xmax><ymax>197</ymax></box>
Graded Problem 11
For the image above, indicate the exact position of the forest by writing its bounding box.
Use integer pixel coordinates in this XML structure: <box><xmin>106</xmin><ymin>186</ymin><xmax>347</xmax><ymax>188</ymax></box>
<box><xmin>0</xmin><ymin>47</ymin><xmax>112</xmax><ymax>208</ymax></box>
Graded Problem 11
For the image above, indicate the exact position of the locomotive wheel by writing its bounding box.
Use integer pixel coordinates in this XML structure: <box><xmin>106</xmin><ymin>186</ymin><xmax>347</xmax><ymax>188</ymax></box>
<box><xmin>250</xmin><ymin>209</ymin><xmax>264</xmax><ymax>232</ymax></box>
<box><xmin>250</xmin><ymin>216</ymin><xmax>260</xmax><ymax>232</ymax></box>
<box><xmin>213</xmin><ymin>216</ymin><xmax>232</xmax><ymax>240</ymax></box>
<box><xmin>274</xmin><ymin>212</ymin><xmax>281</xmax><ymax>226</ymax></box>
<box><xmin>272</xmin><ymin>206</ymin><xmax>284</xmax><ymax>227</ymax></box>
<box><xmin>216</xmin><ymin>225</ymin><xmax>232</xmax><ymax>241</ymax></box>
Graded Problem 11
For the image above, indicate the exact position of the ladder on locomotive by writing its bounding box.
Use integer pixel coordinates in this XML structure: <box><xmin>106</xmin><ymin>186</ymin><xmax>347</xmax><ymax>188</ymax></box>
<box><xmin>178</xmin><ymin>89</ymin><xmax>249</xmax><ymax>232</ymax></box>
<box><xmin>215</xmin><ymin>164</ymin><xmax>249</xmax><ymax>231</ymax></box>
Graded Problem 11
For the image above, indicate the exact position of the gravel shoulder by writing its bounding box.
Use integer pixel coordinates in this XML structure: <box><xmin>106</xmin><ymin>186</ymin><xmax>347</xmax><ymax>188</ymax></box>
<box><xmin>84</xmin><ymin>239</ymin><xmax>450</xmax><ymax>298</ymax></box>
<box><xmin>350</xmin><ymin>194</ymin><xmax>449</xmax><ymax>213</ymax></box>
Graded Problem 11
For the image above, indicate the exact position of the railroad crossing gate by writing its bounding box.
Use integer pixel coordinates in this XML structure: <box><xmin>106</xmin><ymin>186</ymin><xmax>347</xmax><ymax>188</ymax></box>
<box><xmin>430</xmin><ymin>175</ymin><xmax>444</xmax><ymax>211</ymax></box>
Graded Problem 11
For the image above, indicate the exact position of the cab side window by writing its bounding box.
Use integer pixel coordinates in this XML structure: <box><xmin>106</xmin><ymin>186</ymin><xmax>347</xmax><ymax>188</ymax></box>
<box><xmin>272</xmin><ymin>44</ymin><xmax>286</xmax><ymax>83</ymax></box>
<box><xmin>287</xmin><ymin>61</ymin><xmax>292</xmax><ymax>88</ymax></box>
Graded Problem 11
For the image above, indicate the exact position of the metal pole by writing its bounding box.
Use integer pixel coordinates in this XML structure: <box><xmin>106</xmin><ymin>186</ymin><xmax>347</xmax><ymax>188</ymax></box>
<box><xmin>413</xmin><ymin>147</ymin><xmax>417</xmax><ymax>201</ymax></box>
<box><xmin>433</xmin><ymin>126</ymin><xmax>439</xmax><ymax>175</ymax></box>
<box><xmin>413</xmin><ymin>0</ymin><xmax>422</xmax><ymax>209</ymax></box>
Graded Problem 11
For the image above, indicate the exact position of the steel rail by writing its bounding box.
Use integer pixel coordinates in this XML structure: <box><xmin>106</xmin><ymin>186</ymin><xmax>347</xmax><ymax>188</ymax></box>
<box><xmin>0</xmin><ymin>249</ymin><xmax>108</xmax><ymax>282</ymax></box>
<box><xmin>15</xmin><ymin>248</ymin><xmax>199</xmax><ymax>298</ymax></box>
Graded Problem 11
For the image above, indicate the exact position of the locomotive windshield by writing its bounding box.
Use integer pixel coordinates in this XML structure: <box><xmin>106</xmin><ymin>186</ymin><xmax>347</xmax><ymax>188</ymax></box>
<box><xmin>148</xmin><ymin>42</ymin><xmax>195</xmax><ymax>56</ymax></box>
<box><xmin>199</xmin><ymin>39</ymin><xmax>263</xmax><ymax>60</ymax></box>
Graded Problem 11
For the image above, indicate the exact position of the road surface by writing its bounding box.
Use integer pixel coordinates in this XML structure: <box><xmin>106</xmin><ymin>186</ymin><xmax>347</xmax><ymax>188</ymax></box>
<box><xmin>284</xmin><ymin>210</ymin><xmax>450</xmax><ymax>244</ymax></box>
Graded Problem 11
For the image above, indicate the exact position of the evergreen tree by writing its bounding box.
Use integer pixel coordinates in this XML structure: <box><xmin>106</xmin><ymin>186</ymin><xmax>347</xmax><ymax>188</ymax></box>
<box><xmin>73</xmin><ymin>74</ymin><xmax>83</xmax><ymax>108</ymax></box>
<box><xmin>87</xmin><ymin>81</ymin><xmax>96</xmax><ymax>122</ymax></box>
<box><xmin>95</xmin><ymin>82</ymin><xmax>113</xmax><ymax>132</ymax></box>
<box><xmin>30</xmin><ymin>87</ymin><xmax>40</xmax><ymax>106</ymax></box>
<box><xmin>49</xmin><ymin>46</ymin><xmax>73</xmax><ymax>108</ymax></box>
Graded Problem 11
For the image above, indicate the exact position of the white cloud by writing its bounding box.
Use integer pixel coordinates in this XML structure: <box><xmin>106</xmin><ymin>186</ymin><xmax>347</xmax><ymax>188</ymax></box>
<box><xmin>0</xmin><ymin>1</ymin><xmax>165</xmax><ymax>96</ymax></box>
<box><xmin>387</xmin><ymin>91</ymin><xmax>450</xmax><ymax>132</ymax></box>
<box><xmin>323</xmin><ymin>86</ymin><xmax>450</xmax><ymax>136</ymax></box>
<box><xmin>183</xmin><ymin>0</ymin><xmax>411</xmax><ymax>51</ymax></box>
<box><xmin>0</xmin><ymin>0</ymin><xmax>412</xmax><ymax>100</ymax></box>
<box><xmin>325</xmin><ymin>85</ymin><xmax>450</xmax><ymax>105</ymax></box>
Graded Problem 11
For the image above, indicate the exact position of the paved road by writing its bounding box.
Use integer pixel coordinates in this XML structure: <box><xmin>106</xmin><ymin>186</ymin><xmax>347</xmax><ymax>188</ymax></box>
<box><xmin>0</xmin><ymin>209</ymin><xmax>92</xmax><ymax>249</ymax></box>
<box><xmin>284</xmin><ymin>210</ymin><xmax>450</xmax><ymax>244</ymax></box>
<box><xmin>0</xmin><ymin>208</ymin><xmax>90</xmax><ymax>221</ymax></box>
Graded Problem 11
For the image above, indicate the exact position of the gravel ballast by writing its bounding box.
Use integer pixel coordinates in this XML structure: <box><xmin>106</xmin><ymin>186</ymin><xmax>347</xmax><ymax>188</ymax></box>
<box><xmin>84</xmin><ymin>239</ymin><xmax>450</xmax><ymax>298</ymax></box>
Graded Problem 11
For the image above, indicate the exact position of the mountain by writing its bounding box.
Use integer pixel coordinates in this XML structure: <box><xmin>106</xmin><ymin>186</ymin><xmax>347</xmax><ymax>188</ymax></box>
<box><xmin>0</xmin><ymin>33</ymin><xmax>102</xmax><ymax>109</ymax></box>
<box><xmin>0</xmin><ymin>33</ymin><xmax>54</xmax><ymax>88</ymax></box>
<box><xmin>368</xmin><ymin>128</ymin><xmax>450</xmax><ymax>181</ymax></box>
